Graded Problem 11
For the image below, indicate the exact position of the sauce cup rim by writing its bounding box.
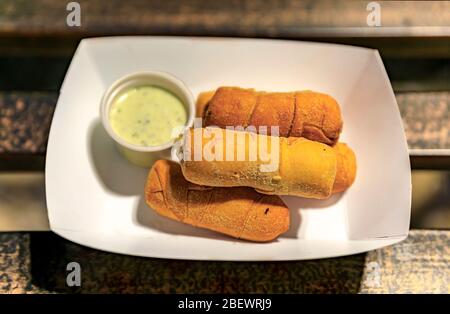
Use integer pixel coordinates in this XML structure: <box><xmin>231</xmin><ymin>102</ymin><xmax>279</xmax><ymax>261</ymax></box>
<box><xmin>100</xmin><ymin>70</ymin><xmax>195</xmax><ymax>153</ymax></box>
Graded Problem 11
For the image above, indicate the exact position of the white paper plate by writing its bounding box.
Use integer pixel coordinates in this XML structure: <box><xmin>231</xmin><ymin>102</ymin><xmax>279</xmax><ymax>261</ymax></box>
<box><xmin>45</xmin><ymin>37</ymin><xmax>411</xmax><ymax>260</ymax></box>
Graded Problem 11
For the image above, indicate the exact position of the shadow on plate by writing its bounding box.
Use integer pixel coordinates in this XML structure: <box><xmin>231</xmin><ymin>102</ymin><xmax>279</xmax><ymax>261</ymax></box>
<box><xmin>281</xmin><ymin>193</ymin><xmax>343</xmax><ymax>238</ymax></box>
<box><xmin>88</xmin><ymin>120</ymin><xmax>149</xmax><ymax>196</ymax></box>
<box><xmin>281</xmin><ymin>208</ymin><xmax>301</xmax><ymax>239</ymax></box>
<box><xmin>282</xmin><ymin>192</ymin><xmax>344</xmax><ymax>210</ymax></box>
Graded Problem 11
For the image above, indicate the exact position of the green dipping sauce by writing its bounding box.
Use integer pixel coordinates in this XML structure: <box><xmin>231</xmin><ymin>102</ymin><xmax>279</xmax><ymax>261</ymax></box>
<box><xmin>109</xmin><ymin>85</ymin><xmax>187</xmax><ymax>147</ymax></box>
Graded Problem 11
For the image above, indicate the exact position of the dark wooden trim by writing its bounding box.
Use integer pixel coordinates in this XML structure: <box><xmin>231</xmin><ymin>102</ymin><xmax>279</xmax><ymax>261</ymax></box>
<box><xmin>1</xmin><ymin>0</ymin><xmax>449</xmax><ymax>39</ymax></box>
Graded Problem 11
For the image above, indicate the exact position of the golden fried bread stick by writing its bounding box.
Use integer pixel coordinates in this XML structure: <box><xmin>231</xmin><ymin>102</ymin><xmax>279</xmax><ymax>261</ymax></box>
<box><xmin>180</xmin><ymin>128</ymin><xmax>338</xmax><ymax>199</ymax></box>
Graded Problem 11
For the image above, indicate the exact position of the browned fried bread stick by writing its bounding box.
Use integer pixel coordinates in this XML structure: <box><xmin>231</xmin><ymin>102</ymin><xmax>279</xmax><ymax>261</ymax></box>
<box><xmin>199</xmin><ymin>87</ymin><xmax>343</xmax><ymax>145</ymax></box>
<box><xmin>145</xmin><ymin>160</ymin><xmax>290</xmax><ymax>242</ymax></box>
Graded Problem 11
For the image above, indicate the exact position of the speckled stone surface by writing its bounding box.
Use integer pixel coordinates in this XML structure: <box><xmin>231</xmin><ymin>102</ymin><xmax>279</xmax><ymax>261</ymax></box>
<box><xmin>0</xmin><ymin>92</ymin><xmax>56</xmax><ymax>154</ymax></box>
<box><xmin>0</xmin><ymin>230</ymin><xmax>448</xmax><ymax>293</ymax></box>
<box><xmin>397</xmin><ymin>92</ymin><xmax>450</xmax><ymax>150</ymax></box>
<box><xmin>361</xmin><ymin>230</ymin><xmax>450</xmax><ymax>293</ymax></box>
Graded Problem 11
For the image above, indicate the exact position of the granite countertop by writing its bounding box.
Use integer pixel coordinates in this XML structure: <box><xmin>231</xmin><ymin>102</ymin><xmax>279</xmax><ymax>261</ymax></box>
<box><xmin>0</xmin><ymin>230</ymin><xmax>448</xmax><ymax>293</ymax></box>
